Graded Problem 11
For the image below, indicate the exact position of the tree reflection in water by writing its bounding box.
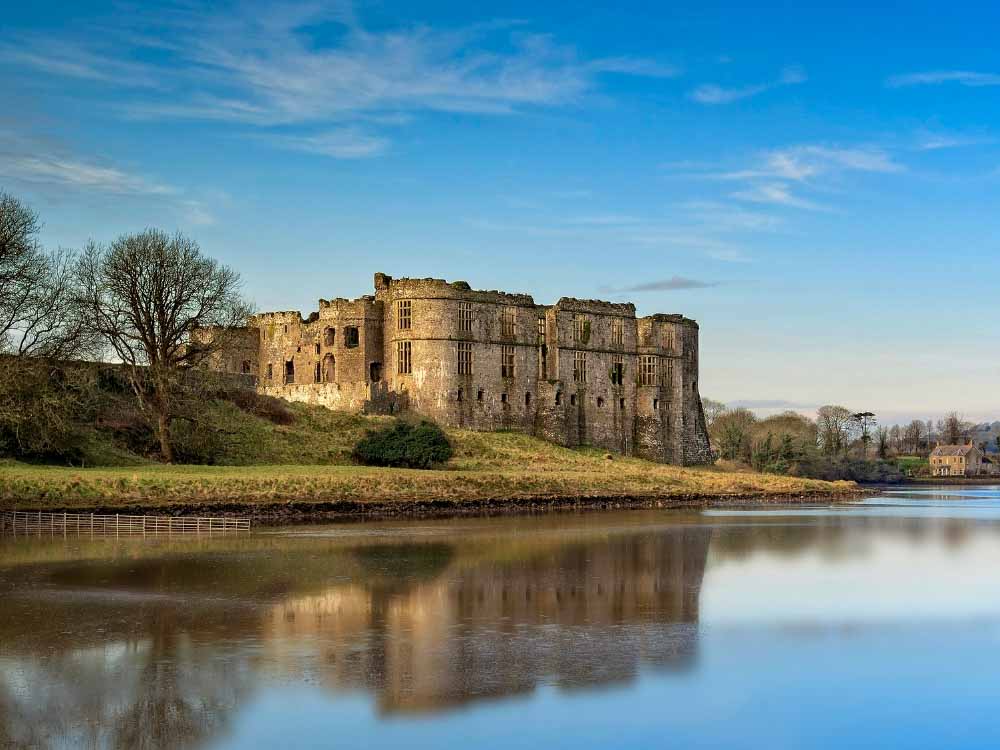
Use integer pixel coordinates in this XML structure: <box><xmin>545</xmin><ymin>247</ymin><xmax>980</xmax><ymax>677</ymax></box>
<box><xmin>0</xmin><ymin>505</ymin><xmax>986</xmax><ymax>748</ymax></box>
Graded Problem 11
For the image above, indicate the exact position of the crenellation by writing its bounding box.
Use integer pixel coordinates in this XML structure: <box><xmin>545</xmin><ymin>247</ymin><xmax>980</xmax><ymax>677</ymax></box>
<box><xmin>203</xmin><ymin>270</ymin><xmax>713</xmax><ymax>465</ymax></box>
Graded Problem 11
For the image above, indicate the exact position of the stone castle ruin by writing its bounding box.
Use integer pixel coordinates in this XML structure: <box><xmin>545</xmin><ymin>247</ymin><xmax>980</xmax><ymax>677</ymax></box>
<box><xmin>207</xmin><ymin>272</ymin><xmax>712</xmax><ymax>465</ymax></box>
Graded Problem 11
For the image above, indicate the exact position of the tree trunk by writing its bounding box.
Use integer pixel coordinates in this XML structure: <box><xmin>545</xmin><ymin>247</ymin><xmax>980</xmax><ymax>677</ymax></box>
<box><xmin>157</xmin><ymin>411</ymin><xmax>174</xmax><ymax>464</ymax></box>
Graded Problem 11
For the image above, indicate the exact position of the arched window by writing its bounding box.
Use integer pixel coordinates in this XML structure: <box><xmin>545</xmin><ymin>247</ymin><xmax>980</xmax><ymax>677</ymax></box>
<box><xmin>324</xmin><ymin>327</ymin><xmax>336</xmax><ymax>346</ymax></box>
<box><xmin>323</xmin><ymin>353</ymin><xmax>336</xmax><ymax>383</ymax></box>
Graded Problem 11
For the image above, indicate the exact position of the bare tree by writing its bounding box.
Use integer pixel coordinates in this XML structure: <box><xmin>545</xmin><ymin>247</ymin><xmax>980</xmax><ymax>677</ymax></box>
<box><xmin>904</xmin><ymin>419</ymin><xmax>925</xmax><ymax>454</ymax></box>
<box><xmin>0</xmin><ymin>191</ymin><xmax>97</xmax><ymax>358</ymax></box>
<box><xmin>941</xmin><ymin>412</ymin><xmax>972</xmax><ymax>445</ymax></box>
<box><xmin>702</xmin><ymin>398</ymin><xmax>727</xmax><ymax>428</ymax></box>
<box><xmin>876</xmin><ymin>426</ymin><xmax>890</xmax><ymax>459</ymax></box>
<box><xmin>816</xmin><ymin>405</ymin><xmax>856</xmax><ymax>455</ymax></box>
<box><xmin>75</xmin><ymin>229</ymin><xmax>252</xmax><ymax>462</ymax></box>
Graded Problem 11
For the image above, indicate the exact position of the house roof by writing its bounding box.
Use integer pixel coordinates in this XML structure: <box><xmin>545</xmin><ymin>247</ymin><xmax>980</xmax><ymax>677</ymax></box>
<box><xmin>930</xmin><ymin>444</ymin><xmax>978</xmax><ymax>457</ymax></box>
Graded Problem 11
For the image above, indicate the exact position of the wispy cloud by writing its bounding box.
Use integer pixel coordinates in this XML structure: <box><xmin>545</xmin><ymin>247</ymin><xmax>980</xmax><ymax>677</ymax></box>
<box><xmin>0</xmin><ymin>153</ymin><xmax>174</xmax><ymax>195</ymax></box>
<box><xmin>690</xmin><ymin>66</ymin><xmax>806</xmax><ymax>104</ymax></box>
<box><xmin>612</xmin><ymin>276</ymin><xmax>722</xmax><ymax>292</ymax></box>
<box><xmin>0</xmin><ymin>4</ymin><xmax>677</xmax><ymax>159</ymax></box>
<box><xmin>263</xmin><ymin>129</ymin><xmax>390</xmax><ymax>158</ymax></box>
<box><xmin>731</xmin><ymin>182</ymin><xmax>825</xmax><ymax>210</ymax></box>
<box><xmin>698</xmin><ymin>144</ymin><xmax>903</xmax><ymax>211</ymax></box>
<box><xmin>914</xmin><ymin>131</ymin><xmax>995</xmax><ymax>151</ymax></box>
<box><xmin>887</xmin><ymin>70</ymin><xmax>1000</xmax><ymax>88</ymax></box>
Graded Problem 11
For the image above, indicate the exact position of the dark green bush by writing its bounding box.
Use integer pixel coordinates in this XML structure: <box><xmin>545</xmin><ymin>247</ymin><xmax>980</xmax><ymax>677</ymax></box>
<box><xmin>352</xmin><ymin>420</ymin><xmax>453</xmax><ymax>469</ymax></box>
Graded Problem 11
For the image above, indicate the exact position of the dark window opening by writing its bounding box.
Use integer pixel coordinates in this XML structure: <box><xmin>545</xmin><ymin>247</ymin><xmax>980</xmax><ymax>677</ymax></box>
<box><xmin>283</xmin><ymin>324</ymin><xmax>288</xmax><ymax>334</ymax></box>
<box><xmin>296</xmin><ymin>346</ymin><xmax>301</xmax><ymax>353</ymax></box>
<box><xmin>570</xmin><ymin>394</ymin><xmax>577</xmax><ymax>406</ymax></box>
<box><xmin>525</xmin><ymin>392</ymin><xmax>532</xmax><ymax>407</ymax></box>
<box><xmin>555</xmin><ymin>391</ymin><xmax>562</xmax><ymax>406</ymax></box>
<box><xmin>241</xmin><ymin>360</ymin><xmax>251</xmax><ymax>375</ymax></box>
<box><xmin>324</xmin><ymin>327</ymin><xmax>336</xmax><ymax>347</ymax></box>
<box><xmin>314</xmin><ymin>362</ymin><xmax>321</xmax><ymax>383</ymax></box>
<box><xmin>597</xmin><ymin>397</ymin><xmax>604</xmax><ymax>408</ymax></box>
<box><xmin>315</xmin><ymin>343</ymin><xmax>320</xmax><ymax>355</ymax></box>
<box><xmin>501</xmin><ymin>393</ymin><xmax>508</xmax><ymax>404</ymax></box>
<box><xmin>285</xmin><ymin>360</ymin><xmax>295</xmax><ymax>384</ymax></box>
<box><xmin>369</xmin><ymin>361</ymin><xmax>382</xmax><ymax>382</ymax></box>
<box><xmin>477</xmin><ymin>389</ymin><xmax>484</xmax><ymax>402</ymax></box>
<box><xmin>324</xmin><ymin>354</ymin><xmax>336</xmax><ymax>382</ymax></box>
<box><xmin>653</xmin><ymin>398</ymin><xmax>659</xmax><ymax>410</ymax></box>
<box><xmin>611</xmin><ymin>361</ymin><xmax>624</xmax><ymax>386</ymax></box>
<box><xmin>457</xmin><ymin>388</ymin><xmax>463</xmax><ymax>403</ymax></box>
<box><xmin>266</xmin><ymin>363</ymin><xmax>273</xmax><ymax>380</ymax></box>
<box><xmin>619</xmin><ymin>397</ymin><xmax>626</xmax><ymax>409</ymax></box>
<box><xmin>344</xmin><ymin>327</ymin><xmax>360</xmax><ymax>348</ymax></box>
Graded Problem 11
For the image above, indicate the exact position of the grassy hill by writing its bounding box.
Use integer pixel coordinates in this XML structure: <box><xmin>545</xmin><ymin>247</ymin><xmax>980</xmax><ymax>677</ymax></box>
<box><xmin>0</xmin><ymin>365</ymin><xmax>860</xmax><ymax>516</ymax></box>
<box><xmin>1</xmin><ymin>404</ymin><xmax>859</xmax><ymax>516</ymax></box>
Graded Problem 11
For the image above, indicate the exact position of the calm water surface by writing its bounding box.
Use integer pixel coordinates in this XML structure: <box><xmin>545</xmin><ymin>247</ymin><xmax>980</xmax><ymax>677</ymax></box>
<box><xmin>3</xmin><ymin>487</ymin><xmax>1000</xmax><ymax>748</ymax></box>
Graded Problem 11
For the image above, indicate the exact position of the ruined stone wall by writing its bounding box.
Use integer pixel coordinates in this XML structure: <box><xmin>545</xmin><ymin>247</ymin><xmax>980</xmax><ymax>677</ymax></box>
<box><xmin>207</xmin><ymin>272</ymin><xmax>713</xmax><ymax>465</ymax></box>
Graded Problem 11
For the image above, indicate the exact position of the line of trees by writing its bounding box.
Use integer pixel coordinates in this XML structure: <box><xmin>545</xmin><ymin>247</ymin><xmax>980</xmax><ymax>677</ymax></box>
<box><xmin>1</xmin><ymin>190</ymin><xmax>252</xmax><ymax>462</ymax></box>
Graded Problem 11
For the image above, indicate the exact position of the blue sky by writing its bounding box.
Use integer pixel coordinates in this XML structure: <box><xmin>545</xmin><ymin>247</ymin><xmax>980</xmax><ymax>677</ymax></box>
<box><xmin>2</xmin><ymin>0</ymin><xmax>999</xmax><ymax>424</ymax></box>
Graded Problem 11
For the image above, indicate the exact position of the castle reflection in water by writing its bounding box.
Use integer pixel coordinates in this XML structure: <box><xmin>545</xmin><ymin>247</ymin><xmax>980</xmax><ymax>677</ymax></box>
<box><xmin>0</xmin><ymin>515</ymin><xmax>710</xmax><ymax>746</ymax></box>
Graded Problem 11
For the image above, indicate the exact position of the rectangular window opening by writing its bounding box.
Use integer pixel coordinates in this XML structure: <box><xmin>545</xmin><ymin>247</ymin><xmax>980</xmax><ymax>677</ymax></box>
<box><xmin>397</xmin><ymin>341</ymin><xmax>412</xmax><ymax>374</ymax></box>
<box><xmin>397</xmin><ymin>300</ymin><xmax>412</xmax><ymax>330</ymax></box>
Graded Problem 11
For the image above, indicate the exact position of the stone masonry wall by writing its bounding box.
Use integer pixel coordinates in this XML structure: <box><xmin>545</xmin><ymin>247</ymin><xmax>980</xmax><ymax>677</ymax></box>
<box><xmin>206</xmin><ymin>272</ymin><xmax>713</xmax><ymax>465</ymax></box>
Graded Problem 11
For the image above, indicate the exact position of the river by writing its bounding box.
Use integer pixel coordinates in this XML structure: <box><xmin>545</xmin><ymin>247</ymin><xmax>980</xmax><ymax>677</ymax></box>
<box><xmin>2</xmin><ymin>486</ymin><xmax>1000</xmax><ymax>748</ymax></box>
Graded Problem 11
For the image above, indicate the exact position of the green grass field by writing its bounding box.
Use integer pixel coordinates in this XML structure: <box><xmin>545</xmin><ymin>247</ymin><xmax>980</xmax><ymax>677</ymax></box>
<box><xmin>0</xmin><ymin>394</ymin><xmax>859</xmax><ymax>514</ymax></box>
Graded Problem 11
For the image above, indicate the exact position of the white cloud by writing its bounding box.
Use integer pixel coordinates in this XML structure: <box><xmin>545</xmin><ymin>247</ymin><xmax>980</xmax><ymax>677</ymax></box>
<box><xmin>720</xmin><ymin>145</ymin><xmax>902</xmax><ymax>181</ymax></box>
<box><xmin>1</xmin><ymin>3</ymin><xmax>677</xmax><ymax>160</ymax></box>
<box><xmin>887</xmin><ymin>70</ymin><xmax>1000</xmax><ymax>88</ymax></box>
<box><xmin>265</xmin><ymin>129</ymin><xmax>390</xmax><ymax>158</ymax></box>
<box><xmin>690</xmin><ymin>65</ymin><xmax>806</xmax><ymax>104</ymax></box>
<box><xmin>731</xmin><ymin>182</ymin><xmax>824</xmax><ymax>211</ymax></box>
<box><xmin>0</xmin><ymin>154</ymin><xmax>174</xmax><ymax>195</ymax></box>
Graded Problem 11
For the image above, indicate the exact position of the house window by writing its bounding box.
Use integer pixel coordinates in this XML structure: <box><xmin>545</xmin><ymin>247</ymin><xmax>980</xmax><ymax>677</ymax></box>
<box><xmin>284</xmin><ymin>360</ymin><xmax>295</xmax><ymax>384</ymax></box>
<box><xmin>324</xmin><ymin>327</ymin><xmax>336</xmax><ymax>347</ymax></box>
<box><xmin>597</xmin><ymin>397</ymin><xmax>604</xmax><ymax>407</ymax></box>
<box><xmin>619</xmin><ymin>397</ymin><xmax>626</xmax><ymax>409</ymax></box>
<box><xmin>314</xmin><ymin>362</ymin><xmax>321</xmax><ymax>383</ymax></box>
<box><xmin>344</xmin><ymin>327</ymin><xmax>359</xmax><ymax>348</ymax></box>
<box><xmin>573</xmin><ymin>351</ymin><xmax>587</xmax><ymax>383</ymax></box>
<box><xmin>611</xmin><ymin>355</ymin><xmax>624</xmax><ymax>386</ymax></box>
<box><xmin>397</xmin><ymin>341</ymin><xmax>412</xmax><ymax>374</ymax></box>
<box><xmin>458</xmin><ymin>342</ymin><xmax>473</xmax><ymax>375</ymax></box>
<box><xmin>570</xmin><ymin>394</ymin><xmax>577</xmax><ymax>406</ymax></box>
<box><xmin>266</xmin><ymin>363</ymin><xmax>273</xmax><ymax>380</ymax></box>
<box><xmin>555</xmin><ymin>391</ymin><xmax>562</xmax><ymax>406</ymax></box>
<box><xmin>457</xmin><ymin>388</ymin><xmax>463</xmax><ymax>403</ymax></box>
<box><xmin>573</xmin><ymin>314</ymin><xmax>588</xmax><ymax>344</ymax></box>
<box><xmin>501</xmin><ymin>393</ymin><xmax>508</xmax><ymax>404</ymax></box>
<box><xmin>397</xmin><ymin>300</ymin><xmax>412</xmax><ymax>330</ymax></box>
<box><xmin>536</xmin><ymin>317</ymin><xmax>546</xmax><ymax>344</ymax></box>
<box><xmin>501</xmin><ymin>345</ymin><xmax>515</xmax><ymax>378</ymax></box>
<box><xmin>500</xmin><ymin>307</ymin><xmax>515</xmax><ymax>338</ymax></box>
<box><xmin>639</xmin><ymin>355</ymin><xmax>658</xmax><ymax>386</ymax></box>
<box><xmin>324</xmin><ymin>354</ymin><xmax>336</xmax><ymax>382</ymax></box>
<box><xmin>369</xmin><ymin>361</ymin><xmax>382</xmax><ymax>382</ymax></box>
<box><xmin>459</xmin><ymin>302</ymin><xmax>474</xmax><ymax>333</ymax></box>
<box><xmin>653</xmin><ymin>398</ymin><xmax>659</xmax><ymax>410</ymax></box>
<box><xmin>241</xmin><ymin>360</ymin><xmax>251</xmax><ymax>375</ymax></box>
<box><xmin>477</xmin><ymin>389</ymin><xmax>484</xmax><ymax>402</ymax></box>
<box><xmin>525</xmin><ymin>392</ymin><xmax>532</xmax><ymax>407</ymax></box>
<box><xmin>611</xmin><ymin>318</ymin><xmax>624</xmax><ymax>347</ymax></box>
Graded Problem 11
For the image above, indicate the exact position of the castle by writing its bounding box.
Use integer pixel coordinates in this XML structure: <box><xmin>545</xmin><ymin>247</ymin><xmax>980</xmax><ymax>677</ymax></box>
<box><xmin>208</xmin><ymin>272</ymin><xmax>712</xmax><ymax>465</ymax></box>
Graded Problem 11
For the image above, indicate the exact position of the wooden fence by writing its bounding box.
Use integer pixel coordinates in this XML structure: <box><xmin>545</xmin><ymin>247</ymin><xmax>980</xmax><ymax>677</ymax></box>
<box><xmin>0</xmin><ymin>510</ymin><xmax>250</xmax><ymax>537</ymax></box>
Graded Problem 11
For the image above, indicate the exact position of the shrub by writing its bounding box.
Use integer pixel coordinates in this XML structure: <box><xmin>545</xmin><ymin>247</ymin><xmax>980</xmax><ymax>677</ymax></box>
<box><xmin>352</xmin><ymin>420</ymin><xmax>453</xmax><ymax>469</ymax></box>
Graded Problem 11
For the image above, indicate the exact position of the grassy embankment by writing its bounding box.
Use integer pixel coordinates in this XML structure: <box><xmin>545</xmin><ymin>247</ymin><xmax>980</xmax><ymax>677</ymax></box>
<box><xmin>0</xmin><ymin>398</ymin><xmax>861</xmax><ymax>517</ymax></box>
